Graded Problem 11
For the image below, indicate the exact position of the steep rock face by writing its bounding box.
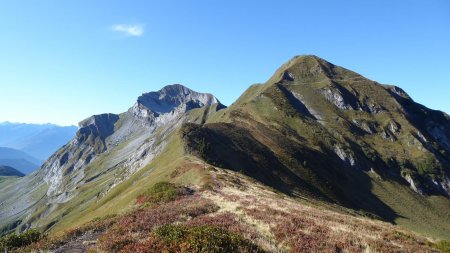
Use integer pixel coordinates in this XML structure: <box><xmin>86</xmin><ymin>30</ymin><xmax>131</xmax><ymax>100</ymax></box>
<box><xmin>77</xmin><ymin>114</ymin><xmax>119</xmax><ymax>143</ymax></box>
<box><xmin>426</xmin><ymin>120</ymin><xmax>450</xmax><ymax>151</ymax></box>
<box><xmin>403</xmin><ymin>173</ymin><xmax>424</xmax><ymax>195</ymax></box>
<box><xmin>41</xmin><ymin>85</ymin><xmax>223</xmax><ymax>202</ymax></box>
<box><xmin>43</xmin><ymin>114</ymin><xmax>120</xmax><ymax>199</ymax></box>
<box><xmin>131</xmin><ymin>84</ymin><xmax>223</xmax><ymax>122</ymax></box>
<box><xmin>387</xmin><ymin>85</ymin><xmax>450</xmax><ymax>152</ymax></box>
<box><xmin>321</xmin><ymin>86</ymin><xmax>358</xmax><ymax>110</ymax></box>
<box><xmin>333</xmin><ymin>145</ymin><xmax>356</xmax><ymax>167</ymax></box>
<box><xmin>0</xmin><ymin>84</ymin><xmax>224</xmax><ymax>232</ymax></box>
<box><xmin>136</xmin><ymin>84</ymin><xmax>220</xmax><ymax>114</ymax></box>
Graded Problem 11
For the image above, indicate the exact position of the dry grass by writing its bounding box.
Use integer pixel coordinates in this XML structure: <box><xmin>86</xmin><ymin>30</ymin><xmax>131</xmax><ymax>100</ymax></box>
<box><xmin>202</xmin><ymin>168</ymin><xmax>442</xmax><ymax>253</ymax></box>
<box><xmin>15</xmin><ymin>165</ymin><xmax>446</xmax><ymax>253</ymax></box>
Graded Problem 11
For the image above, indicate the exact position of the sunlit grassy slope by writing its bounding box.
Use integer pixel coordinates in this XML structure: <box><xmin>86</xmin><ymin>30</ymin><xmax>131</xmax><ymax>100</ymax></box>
<box><xmin>185</xmin><ymin>55</ymin><xmax>450</xmax><ymax>240</ymax></box>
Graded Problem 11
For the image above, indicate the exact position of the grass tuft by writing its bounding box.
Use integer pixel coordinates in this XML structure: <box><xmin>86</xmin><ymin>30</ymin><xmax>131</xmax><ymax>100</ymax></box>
<box><xmin>136</xmin><ymin>181</ymin><xmax>187</xmax><ymax>205</ymax></box>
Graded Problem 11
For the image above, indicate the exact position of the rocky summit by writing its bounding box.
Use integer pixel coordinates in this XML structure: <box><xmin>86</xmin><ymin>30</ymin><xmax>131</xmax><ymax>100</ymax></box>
<box><xmin>1</xmin><ymin>56</ymin><xmax>449</xmax><ymax>253</ymax></box>
<box><xmin>0</xmin><ymin>84</ymin><xmax>224</xmax><ymax>230</ymax></box>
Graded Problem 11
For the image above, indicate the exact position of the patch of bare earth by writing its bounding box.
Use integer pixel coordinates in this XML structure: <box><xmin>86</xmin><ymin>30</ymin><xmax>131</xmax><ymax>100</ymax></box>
<box><xmin>50</xmin><ymin>230</ymin><xmax>101</xmax><ymax>253</ymax></box>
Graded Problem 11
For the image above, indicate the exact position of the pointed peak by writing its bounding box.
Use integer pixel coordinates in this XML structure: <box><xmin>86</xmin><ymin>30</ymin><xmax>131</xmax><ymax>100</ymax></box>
<box><xmin>288</xmin><ymin>54</ymin><xmax>328</xmax><ymax>64</ymax></box>
<box><xmin>284</xmin><ymin>55</ymin><xmax>335</xmax><ymax>76</ymax></box>
<box><xmin>268</xmin><ymin>55</ymin><xmax>360</xmax><ymax>84</ymax></box>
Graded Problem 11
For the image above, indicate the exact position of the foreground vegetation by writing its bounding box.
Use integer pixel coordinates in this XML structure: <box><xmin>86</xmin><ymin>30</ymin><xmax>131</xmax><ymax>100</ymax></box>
<box><xmin>0</xmin><ymin>229</ymin><xmax>42</xmax><ymax>252</ymax></box>
<box><xmin>4</xmin><ymin>169</ymin><xmax>449</xmax><ymax>253</ymax></box>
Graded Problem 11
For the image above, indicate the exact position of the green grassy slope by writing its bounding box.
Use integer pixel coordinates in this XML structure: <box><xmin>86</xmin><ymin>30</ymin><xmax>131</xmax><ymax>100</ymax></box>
<box><xmin>183</xmin><ymin>55</ymin><xmax>450</xmax><ymax>240</ymax></box>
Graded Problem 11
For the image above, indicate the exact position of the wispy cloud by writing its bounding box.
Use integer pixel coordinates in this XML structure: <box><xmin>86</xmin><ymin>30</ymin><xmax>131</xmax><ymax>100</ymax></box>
<box><xmin>111</xmin><ymin>24</ymin><xmax>144</xmax><ymax>37</ymax></box>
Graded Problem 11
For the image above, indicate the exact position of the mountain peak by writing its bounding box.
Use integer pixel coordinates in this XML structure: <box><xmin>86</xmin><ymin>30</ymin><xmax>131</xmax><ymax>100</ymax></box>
<box><xmin>284</xmin><ymin>55</ymin><xmax>332</xmax><ymax>71</ymax></box>
<box><xmin>289</xmin><ymin>54</ymin><xmax>324</xmax><ymax>62</ymax></box>
<box><xmin>135</xmin><ymin>84</ymin><xmax>222</xmax><ymax>114</ymax></box>
<box><xmin>271</xmin><ymin>55</ymin><xmax>360</xmax><ymax>84</ymax></box>
<box><xmin>286</xmin><ymin>55</ymin><xmax>335</xmax><ymax>77</ymax></box>
<box><xmin>158</xmin><ymin>83</ymin><xmax>193</xmax><ymax>95</ymax></box>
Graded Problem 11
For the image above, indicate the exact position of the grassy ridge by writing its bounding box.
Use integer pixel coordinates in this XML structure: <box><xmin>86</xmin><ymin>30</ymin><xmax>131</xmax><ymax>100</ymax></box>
<box><xmin>10</xmin><ymin>169</ymin><xmax>449</xmax><ymax>253</ymax></box>
<box><xmin>185</xmin><ymin>55</ymin><xmax>450</xmax><ymax>240</ymax></box>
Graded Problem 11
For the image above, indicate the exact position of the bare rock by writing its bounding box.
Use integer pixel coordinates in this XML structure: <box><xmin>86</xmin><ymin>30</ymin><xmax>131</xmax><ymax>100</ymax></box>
<box><xmin>334</xmin><ymin>145</ymin><xmax>356</xmax><ymax>167</ymax></box>
<box><xmin>388</xmin><ymin>120</ymin><xmax>401</xmax><ymax>134</ymax></box>
<box><xmin>403</xmin><ymin>173</ymin><xmax>424</xmax><ymax>195</ymax></box>
<box><xmin>321</xmin><ymin>88</ymin><xmax>355</xmax><ymax>110</ymax></box>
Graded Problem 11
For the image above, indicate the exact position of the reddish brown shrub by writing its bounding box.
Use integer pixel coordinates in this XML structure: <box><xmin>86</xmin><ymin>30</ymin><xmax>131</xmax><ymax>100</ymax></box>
<box><xmin>97</xmin><ymin>196</ymin><xmax>218</xmax><ymax>252</ymax></box>
<box><xmin>187</xmin><ymin>212</ymin><xmax>260</xmax><ymax>240</ymax></box>
<box><xmin>98</xmin><ymin>233</ymin><xmax>135</xmax><ymax>253</ymax></box>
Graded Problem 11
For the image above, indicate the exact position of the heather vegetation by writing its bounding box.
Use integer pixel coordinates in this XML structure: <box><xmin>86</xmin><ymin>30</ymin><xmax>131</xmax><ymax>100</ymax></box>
<box><xmin>97</xmin><ymin>196</ymin><xmax>219</xmax><ymax>252</ymax></box>
<box><xmin>0</xmin><ymin>229</ymin><xmax>42</xmax><ymax>252</ymax></box>
<box><xmin>140</xmin><ymin>224</ymin><xmax>263</xmax><ymax>253</ymax></box>
<box><xmin>6</xmin><ymin>171</ymin><xmax>450</xmax><ymax>252</ymax></box>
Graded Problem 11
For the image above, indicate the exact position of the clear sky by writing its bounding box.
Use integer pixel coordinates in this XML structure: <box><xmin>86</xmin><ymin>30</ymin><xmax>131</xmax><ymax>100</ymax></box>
<box><xmin>0</xmin><ymin>1</ymin><xmax>449</xmax><ymax>126</ymax></box>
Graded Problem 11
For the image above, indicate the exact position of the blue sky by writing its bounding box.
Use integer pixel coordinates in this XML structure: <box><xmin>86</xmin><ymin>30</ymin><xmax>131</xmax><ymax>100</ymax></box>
<box><xmin>0</xmin><ymin>1</ymin><xmax>449</xmax><ymax>126</ymax></box>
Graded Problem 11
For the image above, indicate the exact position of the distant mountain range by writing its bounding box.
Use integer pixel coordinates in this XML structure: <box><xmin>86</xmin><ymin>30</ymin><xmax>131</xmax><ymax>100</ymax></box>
<box><xmin>0</xmin><ymin>122</ymin><xmax>77</xmax><ymax>174</ymax></box>
<box><xmin>0</xmin><ymin>147</ymin><xmax>41</xmax><ymax>175</ymax></box>
<box><xmin>0</xmin><ymin>165</ymin><xmax>24</xmax><ymax>177</ymax></box>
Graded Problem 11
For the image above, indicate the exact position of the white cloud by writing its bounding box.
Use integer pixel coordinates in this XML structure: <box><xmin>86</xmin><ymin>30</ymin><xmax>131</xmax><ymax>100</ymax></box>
<box><xmin>111</xmin><ymin>24</ymin><xmax>144</xmax><ymax>37</ymax></box>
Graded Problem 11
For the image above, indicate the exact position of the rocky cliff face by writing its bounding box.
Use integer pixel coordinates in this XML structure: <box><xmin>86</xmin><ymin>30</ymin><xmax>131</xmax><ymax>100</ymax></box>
<box><xmin>131</xmin><ymin>84</ymin><xmax>223</xmax><ymax>126</ymax></box>
<box><xmin>43</xmin><ymin>84</ymin><xmax>223</xmax><ymax>202</ymax></box>
<box><xmin>0</xmin><ymin>84</ymin><xmax>224</xmax><ymax>232</ymax></box>
<box><xmin>43</xmin><ymin>113</ymin><xmax>120</xmax><ymax>199</ymax></box>
<box><xmin>135</xmin><ymin>84</ymin><xmax>220</xmax><ymax>115</ymax></box>
<box><xmin>77</xmin><ymin>114</ymin><xmax>119</xmax><ymax>145</ymax></box>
